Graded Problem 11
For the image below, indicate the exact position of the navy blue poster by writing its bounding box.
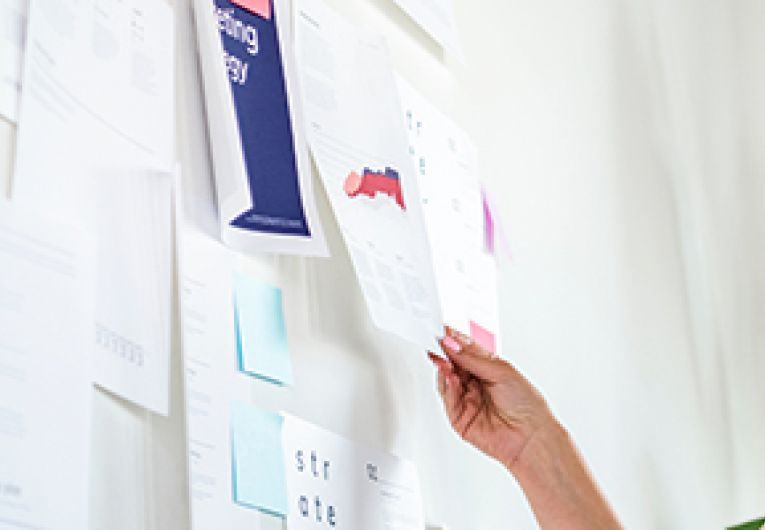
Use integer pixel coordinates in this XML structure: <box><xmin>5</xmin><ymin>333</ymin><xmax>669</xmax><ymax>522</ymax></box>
<box><xmin>214</xmin><ymin>0</ymin><xmax>311</xmax><ymax>237</ymax></box>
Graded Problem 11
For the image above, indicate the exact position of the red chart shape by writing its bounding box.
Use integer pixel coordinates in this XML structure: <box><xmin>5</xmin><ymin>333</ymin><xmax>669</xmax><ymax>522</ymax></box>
<box><xmin>344</xmin><ymin>167</ymin><xmax>405</xmax><ymax>210</ymax></box>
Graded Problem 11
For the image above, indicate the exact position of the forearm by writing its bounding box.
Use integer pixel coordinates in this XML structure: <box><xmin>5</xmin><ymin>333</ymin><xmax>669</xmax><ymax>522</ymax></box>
<box><xmin>508</xmin><ymin>420</ymin><xmax>623</xmax><ymax>530</ymax></box>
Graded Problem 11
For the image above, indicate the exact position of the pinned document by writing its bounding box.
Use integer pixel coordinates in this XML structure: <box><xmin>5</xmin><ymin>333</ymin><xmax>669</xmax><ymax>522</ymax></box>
<box><xmin>179</xmin><ymin>225</ymin><xmax>263</xmax><ymax>530</ymax></box>
<box><xmin>231</xmin><ymin>402</ymin><xmax>288</xmax><ymax>517</ymax></box>
<box><xmin>294</xmin><ymin>0</ymin><xmax>443</xmax><ymax>349</ymax></box>
<box><xmin>191</xmin><ymin>0</ymin><xmax>328</xmax><ymax>256</ymax></box>
<box><xmin>229</xmin><ymin>406</ymin><xmax>427</xmax><ymax>527</ymax></box>
<box><xmin>397</xmin><ymin>77</ymin><xmax>501</xmax><ymax>354</ymax></box>
<box><xmin>234</xmin><ymin>273</ymin><xmax>293</xmax><ymax>385</ymax></box>
<box><xmin>0</xmin><ymin>203</ymin><xmax>94</xmax><ymax>530</ymax></box>
<box><xmin>283</xmin><ymin>415</ymin><xmax>426</xmax><ymax>530</ymax></box>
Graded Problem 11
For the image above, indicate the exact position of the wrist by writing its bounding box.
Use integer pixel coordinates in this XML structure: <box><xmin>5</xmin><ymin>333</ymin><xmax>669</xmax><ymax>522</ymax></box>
<box><xmin>503</xmin><ymin>415</ymin><xmax>624</xmax><ymax>529</ymax></box>
<box><xmin>505</xmin><ymin>414</ymin><xmax>569</xmax><ymax>475</ymax></box>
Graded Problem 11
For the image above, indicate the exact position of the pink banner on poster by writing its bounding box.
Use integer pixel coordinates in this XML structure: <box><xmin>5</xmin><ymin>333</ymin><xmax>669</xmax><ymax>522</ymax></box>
<box><xmin>231</xmin><ymin>0</ymin><xmax>271</xmax><ymax>19</ymax></box>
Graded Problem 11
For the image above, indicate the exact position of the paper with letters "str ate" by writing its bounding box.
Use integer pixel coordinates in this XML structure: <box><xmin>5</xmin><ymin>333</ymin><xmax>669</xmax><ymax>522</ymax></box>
<box><xmin>229</xmin><ymin>403</ymin><xmax>426</xmax><ymax>530</ymax></box>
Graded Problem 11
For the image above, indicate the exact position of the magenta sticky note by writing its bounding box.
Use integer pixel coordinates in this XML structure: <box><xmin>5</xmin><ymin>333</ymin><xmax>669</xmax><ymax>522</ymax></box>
<box><xmin>481</xmin><ymin>186</ymin><xmax>513</xmax><ymax>261</ymax></box>
<box><xmin>482</xmin><ymin>191</ymin><xmax>495</xmax><ymax>255</ymax></box>
<box><xmin>230</xmin><ymin>0</ymin><xmax>271</xmax><ymax>19</ymax></box>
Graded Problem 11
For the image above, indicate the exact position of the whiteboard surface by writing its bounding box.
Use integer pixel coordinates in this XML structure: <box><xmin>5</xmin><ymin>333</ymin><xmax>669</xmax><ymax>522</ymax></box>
<box><xmin>1</xmin><ymin>0</ymin><xmax>764</xmax><ymax>529</ymax></box>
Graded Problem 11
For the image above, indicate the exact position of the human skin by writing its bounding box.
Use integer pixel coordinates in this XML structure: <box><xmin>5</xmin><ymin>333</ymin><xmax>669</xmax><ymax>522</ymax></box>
<box><xmin>428</xmin><ymin>326</ymin><xmax>624</xmax><ymax>530</ymax></box>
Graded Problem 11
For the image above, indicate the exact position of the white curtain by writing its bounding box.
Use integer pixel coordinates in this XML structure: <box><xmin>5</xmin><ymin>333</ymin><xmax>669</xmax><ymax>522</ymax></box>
<box><xmin>644</xmin><ymin>0</ymin><xmax>765</xmax><ymax>521</ymax></box>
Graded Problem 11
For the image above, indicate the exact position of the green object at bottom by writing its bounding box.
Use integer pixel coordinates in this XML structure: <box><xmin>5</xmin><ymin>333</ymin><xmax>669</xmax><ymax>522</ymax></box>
<box><xmin>727</xmin><ymin>517</ymin><xmax>765</xmax><ymax>530</ymax></box>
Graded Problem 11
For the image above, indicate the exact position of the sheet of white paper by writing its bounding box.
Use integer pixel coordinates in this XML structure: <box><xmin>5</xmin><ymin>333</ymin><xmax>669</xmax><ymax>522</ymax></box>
<box><xmin>396</xmin><ymin>77</ymin><xmax>501</xmax><ymax>354</ymax></box>
<box><xmin>0</xmin><ymin>202</ymin><xmax>94</xmax><ymax>530</ymax></box>
<box><xmin>283</xmin><ymin>415</ymin><xmax>426</xmax><ymax>530</ymax></box>
<box><xmin>294</xmin><ymin>0</ymin><xmax>442</xmax><ymax>349</ymax></box>
<box><xmin>392</xmin><ymin>0</ymin><xmax>462</xmax><ymax>58</ymax></box>
<box><xmin>12</xmin><ymin>0</ymin><xmax>175</xmax><ymax>414</ymax></box>
<box><xmin>0</xmin><ymin>0</ymin><xmax>26</xmax><ymax>122</ymax></box>
<box><xmin>178</xmin><ymin>221</ymin><xmax>263</xmax><ymax>530</ymax></box>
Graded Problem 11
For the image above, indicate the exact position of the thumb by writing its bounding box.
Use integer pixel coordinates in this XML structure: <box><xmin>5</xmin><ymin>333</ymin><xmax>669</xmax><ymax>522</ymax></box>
<box><xmin>438</xmin><ymin>333</ymin><xmax>511</xmax><ymax>383</ymax></box>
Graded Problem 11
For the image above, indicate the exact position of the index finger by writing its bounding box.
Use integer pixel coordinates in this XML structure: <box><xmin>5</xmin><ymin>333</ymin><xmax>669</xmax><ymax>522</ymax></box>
<box><xmin>445</xmin><ymin>326</ymin><xmax>495</xmax><ymax>358</ymax></box>
<box><xmin>439</xmin><ymin>334</ymin><xmax>512</xmax><ymax>384</ymax></box>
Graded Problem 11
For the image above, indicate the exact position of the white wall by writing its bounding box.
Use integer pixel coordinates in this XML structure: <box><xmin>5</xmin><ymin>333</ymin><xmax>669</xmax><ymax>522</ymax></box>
<box><xmin>0</xmin><ymin>0</ymin><xmax>762</xmax><ymax>529</ymax></box>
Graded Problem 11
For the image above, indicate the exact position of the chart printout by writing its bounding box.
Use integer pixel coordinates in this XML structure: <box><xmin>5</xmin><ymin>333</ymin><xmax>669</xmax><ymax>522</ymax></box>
<box><xmin>294</xmin><ymin>0</ymin><xmax>442</xmax><ymax>349</ymax></box>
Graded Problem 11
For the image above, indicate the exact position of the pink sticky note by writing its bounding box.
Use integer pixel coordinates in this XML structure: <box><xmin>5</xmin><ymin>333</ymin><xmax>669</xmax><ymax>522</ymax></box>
<box><xmin>231</xmin><ymin>0</ymin><xmax>271</xmax><ymax>19</ymax></box>
<box><xmin>470</xmin><ymin>321</ymin><xmax>497</xmax><ymax>354</ymax></box>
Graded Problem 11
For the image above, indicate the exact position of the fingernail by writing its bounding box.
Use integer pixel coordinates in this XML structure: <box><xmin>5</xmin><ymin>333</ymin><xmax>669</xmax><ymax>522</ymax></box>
<box><xmin>442</xmin><ymin>335</ymin><xmax>461</xmax><ymax>353</ymax></box>
<box><xmin>427</xmin><ymin>351</ymin><xmax>440</xmax><ymax>364</ymax></box>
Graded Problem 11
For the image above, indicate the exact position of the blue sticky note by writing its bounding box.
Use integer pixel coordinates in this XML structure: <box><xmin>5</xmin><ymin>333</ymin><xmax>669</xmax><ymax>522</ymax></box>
<box><xmin>231</xmin><ymin>402</ymin><xmax>288</xmax><ymax>517</ymax></box>
<box><xmin>233</xmin><ymin>273</ymin><xmax>294</xmax><ymax>385</ymax></box>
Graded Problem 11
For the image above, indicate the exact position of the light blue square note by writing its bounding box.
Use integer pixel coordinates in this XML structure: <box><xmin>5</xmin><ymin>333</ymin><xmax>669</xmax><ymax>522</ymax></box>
<box><xmin>233</xmin><ymin>273</ymin><xmax>294</xmax><ymax>385</ymax></box>
<box><xmin>230</xmin><ymin>402</ymin><xmax>288</xmax><ymax>517</ymax></box>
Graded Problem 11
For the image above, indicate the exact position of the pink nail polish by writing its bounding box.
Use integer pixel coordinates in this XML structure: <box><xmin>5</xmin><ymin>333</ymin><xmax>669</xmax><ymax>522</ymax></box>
<box><xmin>442</xmin><ymin>336</ymin><xmax>461</xmax><ymax>353</ymax></box>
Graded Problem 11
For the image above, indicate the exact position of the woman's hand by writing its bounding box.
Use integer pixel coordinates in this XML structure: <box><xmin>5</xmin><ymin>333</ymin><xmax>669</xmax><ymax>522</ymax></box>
<box><xmin>428</xmin><ymin>326</ymin><xmax>557</xmax><ymax>470</ymax></box>
<box><xmin>429</xmin><ymin>326</ymin><xmax>624</xmax><ymax>530</ymax></box>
